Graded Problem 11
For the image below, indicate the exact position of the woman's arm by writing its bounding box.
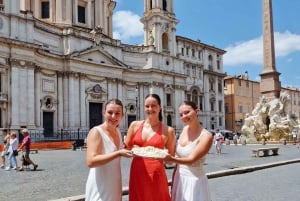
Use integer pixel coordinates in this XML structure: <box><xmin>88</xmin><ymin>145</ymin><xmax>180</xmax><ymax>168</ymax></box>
<box><xmin>86</xmin><ymin>128</ymin><xmax>131</xmax><ymax>168</ymax></box>
<box><xmin>165</xmin><ymin>131</ymin><xmax>213</xmax><ymax>165</ymax></box>
<box><xmin>164</xmin><ymin>126</ymin><xmax>176</xmax><ymax>156</ymax></box>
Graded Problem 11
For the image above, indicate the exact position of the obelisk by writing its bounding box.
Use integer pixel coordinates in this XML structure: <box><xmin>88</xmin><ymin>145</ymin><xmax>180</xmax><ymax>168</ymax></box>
<box><xmin>260</xmin><ymin>0</ymin><xmax>281</xmax><ymax>98</ymax></box>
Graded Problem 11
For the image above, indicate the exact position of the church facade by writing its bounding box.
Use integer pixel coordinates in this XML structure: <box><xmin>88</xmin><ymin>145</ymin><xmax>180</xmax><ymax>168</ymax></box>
<box><xmin>0</xmin><ymin>0</ymin><xmax>226</xmax><ymax>138</ymax></box>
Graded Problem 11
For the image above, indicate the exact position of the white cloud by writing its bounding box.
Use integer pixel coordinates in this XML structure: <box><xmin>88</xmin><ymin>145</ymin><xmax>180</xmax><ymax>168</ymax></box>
<box><xmin>223</xmin><ymin>31</ymin><xmax>300</xmax><ymax>66</ymax></box>
<box><xmin>113</xmin><ymin>11</ymin><xmax>143</xmax><ymax>43</ymax></box>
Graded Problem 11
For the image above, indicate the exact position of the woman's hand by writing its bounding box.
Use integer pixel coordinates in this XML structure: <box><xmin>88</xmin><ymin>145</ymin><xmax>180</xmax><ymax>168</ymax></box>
<box><xmin>163</xmin><ymin>153</ymin><xmax>174</xmax><ymax>162</ymax></box>
<box><xmin>118</xmin><ymin>149</ymin><xmax>133</xmax><ymax>158</ymax></box>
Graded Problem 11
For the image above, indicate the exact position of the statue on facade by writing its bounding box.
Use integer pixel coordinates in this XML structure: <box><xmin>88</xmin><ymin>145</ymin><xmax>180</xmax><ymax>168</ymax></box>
<box><xmin>90</xmin><ymin>25</ymin><xmax>103</xmax><ymax>46</ymax></box>
<box><xmin>241</xmin><ymin>92</ymin><xmax>300</xmax><ymax>141</ymax></box>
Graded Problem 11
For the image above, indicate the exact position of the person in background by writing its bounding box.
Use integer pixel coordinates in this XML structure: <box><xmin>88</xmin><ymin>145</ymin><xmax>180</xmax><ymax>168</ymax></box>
<box><xmin>5</xmin><ymin>132</ymin><xmax>19</xmax><ymax>170</ymax></box>
<box><xmin>85</xmin><ymin>99</ymin><xmax>132</xmax><ymax>201</ymax></box>
<box><xmin>292</xmin><ymin>130</ymin><xmax>297</xmax><ymax>144</ymax></box>
<box><xmin>125</xmin><ymin>94</ymin><xmax>175</xmax><ymax>201</ymax></box>
<box><xmin>214</xmin><ymin>128</ymin><xmax>223</xmax><ymax>155</ymax></box>
<box><xmin>1</xmin><ymin>129</ymin><xmax>10</xmax><ymax>169</ymax></box>
<box><xmin>17</xmin><ymin>129</ymin><xmax>38</xmax><ymax>171</ymax></box>
<box><xmin>164</xmin><ymin>101</ymin><xmax>213</xmax><ymax>201</ymax></box>
<box><xmin>233</xmin><ymin>132</ymin><xmax>238</xmax><ymax>146</ymax></box>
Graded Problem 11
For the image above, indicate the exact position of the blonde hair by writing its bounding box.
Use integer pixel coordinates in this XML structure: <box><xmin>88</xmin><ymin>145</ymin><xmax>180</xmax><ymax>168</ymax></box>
<box><xmin>10</xmin><ymin>131</ymin><xmax>17</xmax><ymax>137</ymax></box>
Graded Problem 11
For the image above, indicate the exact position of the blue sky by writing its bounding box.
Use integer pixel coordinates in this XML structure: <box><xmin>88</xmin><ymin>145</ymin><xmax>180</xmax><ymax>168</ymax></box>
<box><xmin>113</xmin><ymin>0</ymin><xmax>300</xmax><ymax>89</ymax></box>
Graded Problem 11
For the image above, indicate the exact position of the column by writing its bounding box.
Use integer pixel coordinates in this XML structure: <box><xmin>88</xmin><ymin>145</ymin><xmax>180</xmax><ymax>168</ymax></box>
<box><xmin>27</xmin><ymin>66</ymin><xmax>35</xmax><ymax>128</ymax></box>
<box><xmin>63</xmin><ymin>72</ymin><xmax>69</xmax><ymax>128</ymax></box>
<box><xmin>34</xmin><ymin>67</ymin><xmax>41</xmax><ymax>127</ymax></box>
<box><xmin>79</xmin><ymin>74</ymin><xmax>86</xmax><ymax>129</ymax></box>
<box><xmin>10</xmin><ymin>66</ymin><xmax>19</xmax><ymax>128</ymax></box>
<box><xmin>57</xmin><ymin>72</ymin><xmax>63</xmax><ymax>129</ymax></box>
<box><xmin>86</xmin><ymin>0</ymin><xmax>92</xmax><ymax>27</ymax></box>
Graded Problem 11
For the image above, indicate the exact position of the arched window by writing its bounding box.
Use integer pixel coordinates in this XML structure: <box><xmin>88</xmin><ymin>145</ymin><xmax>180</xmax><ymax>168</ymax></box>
<box><xmin>163</xmin><ymin>0</ymin><xmax>167</xmax><ymax>11</ymax></box>
<box><xmin>162</xmin><ymin>33</ymin><xmax>169</xmax><ymax>50</ymax></box>
<box><xmin>192</xmin><ymin>89</ymin><xmax>198</xmax><ymax>106</ymax></box>
<box><xmin>150</xmin><ymin>0</ymin><xmax>152</xmax><ymax>10</ymax></box>
<box><xmin>208</xmin><ymin>55</ymin><xmax>213</xmax><ymax>71</ymax></box>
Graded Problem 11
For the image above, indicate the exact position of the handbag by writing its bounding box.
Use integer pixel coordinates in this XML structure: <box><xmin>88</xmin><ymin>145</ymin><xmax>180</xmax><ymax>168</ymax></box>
<box><xmin>13</xmin><ymin>150</ymin><xmax>18</xmax><ymax>156</ymax></box>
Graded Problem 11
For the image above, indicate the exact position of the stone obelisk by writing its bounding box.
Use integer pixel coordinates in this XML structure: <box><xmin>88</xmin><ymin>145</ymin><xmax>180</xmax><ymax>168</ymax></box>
<box><xmin>260</xmin><ymin>0</ymin><xmax>281</xmax><ymax>98</ymax></box>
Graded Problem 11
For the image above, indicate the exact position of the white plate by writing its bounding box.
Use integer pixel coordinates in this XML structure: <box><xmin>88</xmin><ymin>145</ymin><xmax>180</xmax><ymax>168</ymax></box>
<box><xmin>132</xmin><ymin>146</ymin><xmax>168</xmax><ymax>159</ymax></box>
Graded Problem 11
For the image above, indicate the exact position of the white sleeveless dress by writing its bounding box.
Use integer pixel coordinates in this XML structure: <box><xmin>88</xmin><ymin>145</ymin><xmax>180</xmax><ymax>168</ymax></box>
<box><xmin>85</xmin><ymin>127</ymin><xmax>122</xmax><ymax>201</ymax></box>
<box><xmin>171</xmin><ymin>137</ymin><xmax>211</xmax><ymax>201</ymax></box>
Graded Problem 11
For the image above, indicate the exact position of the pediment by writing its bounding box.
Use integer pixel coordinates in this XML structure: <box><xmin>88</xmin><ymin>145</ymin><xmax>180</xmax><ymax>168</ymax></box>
<box><xmin>71</xmin><ymin>46</ymin><xmax>126</xmax><ymax>67</ymax></box>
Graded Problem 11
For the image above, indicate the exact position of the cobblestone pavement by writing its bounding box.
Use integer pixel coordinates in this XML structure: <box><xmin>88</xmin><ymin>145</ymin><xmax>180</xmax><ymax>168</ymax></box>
<box><xmin>0</xmin><ymin>143</ymin><xmax>299</xmax><ymax>201</ymax></box>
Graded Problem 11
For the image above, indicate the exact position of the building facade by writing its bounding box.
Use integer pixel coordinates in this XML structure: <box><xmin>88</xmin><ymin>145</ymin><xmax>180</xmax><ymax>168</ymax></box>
<box><xmin>0</xmin><ymin>0</ymin><xmax>226</xmax><ymax>138</ymax></box>
<box><xmin>224</xmin><ymin>74</ymin><xmax>260</xmax><ymax>132</ymax></box>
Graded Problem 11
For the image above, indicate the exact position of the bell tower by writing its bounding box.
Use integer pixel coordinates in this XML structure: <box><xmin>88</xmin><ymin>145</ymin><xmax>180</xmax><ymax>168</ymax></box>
<box><xmin>141</xmin><ymin>0</ymin><xmax>178</xmax><ymax>56</ymax></box>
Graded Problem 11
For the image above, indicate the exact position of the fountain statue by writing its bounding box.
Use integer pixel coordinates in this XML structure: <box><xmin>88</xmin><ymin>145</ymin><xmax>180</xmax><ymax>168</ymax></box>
<box><xmin>241</xmin><ymin>92</ymin><xmax>300</xmax><ymax>141</ymax></box>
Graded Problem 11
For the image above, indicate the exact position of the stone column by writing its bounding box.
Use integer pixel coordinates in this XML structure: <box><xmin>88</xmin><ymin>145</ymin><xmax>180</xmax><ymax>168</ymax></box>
<box><xmin>27</xmin><ymin>65</ymin><xmax>35</xmax><ymax>128</ymax></box>
<box><xmin>260</xmin><ymin>0</ymin><xmax>281</xmax><ymax>98</ymax></box>
<box><xmin>34</xmin><ymin>67</ymin><xmax>41</xmax><ymax>127</ymax></box>
<box><xmin>63</xmin><ymin>72</ymin><xmax>69</xmax><ymax>128</ymax></box>
<box><xmin>86</xmin><ymin>0</ymin><xmax>92</xmax><ymax>27</ymax></box>
<box><xmin>79</xmin><ymin>74</ymin><xmax>86</xmax><ymax>129</ymax></box>
<box><xmin>10</xmin><ymin>65</ymin><xmax>19</xmax><ymax>128</ymax></box>
<box><xmin>68</xmin><ymin>72</ymin><xmax>75</xmax><ymax>128</ymax></box>
<box><xmin>57</xmin><ymin>72</ymin><xmax>63</xmax><ymax>129</ymax></box>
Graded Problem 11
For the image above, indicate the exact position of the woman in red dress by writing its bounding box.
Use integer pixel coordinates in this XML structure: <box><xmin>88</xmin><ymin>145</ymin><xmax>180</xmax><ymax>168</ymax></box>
<box><xmin>125</xmin><ymin>94</ymin><xmax>175</xmax><ymax>201</ymax></box>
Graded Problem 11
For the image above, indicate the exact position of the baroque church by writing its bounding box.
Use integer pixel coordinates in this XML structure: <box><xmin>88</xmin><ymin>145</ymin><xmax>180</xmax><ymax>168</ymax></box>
<box><xmin>0</xmin><ymin>0</ymin><xmax>226</xmax><ymax>138</ymax></box>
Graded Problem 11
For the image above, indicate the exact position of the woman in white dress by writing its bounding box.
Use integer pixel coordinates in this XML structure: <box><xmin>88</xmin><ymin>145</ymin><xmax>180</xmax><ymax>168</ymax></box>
<box><xmin>85</xmin><ymin>99</ymin><xmax>132</xmax><ymax>201</ymax></box>
<box><xmin>164</xmin><ymin>101</ymin><xmax>213</xmax><ymax>201</ymax></box>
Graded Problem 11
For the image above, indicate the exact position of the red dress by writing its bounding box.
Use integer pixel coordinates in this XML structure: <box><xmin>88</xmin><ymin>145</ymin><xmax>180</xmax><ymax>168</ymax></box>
<box><xmin>129</xmin><ymin>121</ymin><xmax>171</xmax><ymax>201</ymax></box>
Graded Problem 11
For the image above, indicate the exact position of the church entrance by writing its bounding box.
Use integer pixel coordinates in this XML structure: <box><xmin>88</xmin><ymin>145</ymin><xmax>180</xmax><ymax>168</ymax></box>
<box><xmin>43</xmin><ymin>112</ymin><xmax>54</xmax><ymax>137</ymax></box>
<box><xmin>89</xmin><ymin>102</ymin><xmax>103</xmax><ymax>129</ymax></box>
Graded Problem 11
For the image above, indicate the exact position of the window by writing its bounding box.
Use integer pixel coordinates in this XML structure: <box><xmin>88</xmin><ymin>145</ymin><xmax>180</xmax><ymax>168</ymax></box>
<box><xmin>199</xmin><ymin>96</ymin><xmax>203</xmax><ymax>111</ymax></box>
<box><xmin>217</xmin><ymin>60</ymin><xmax>220</xmax><ymax>70</ymax></box>
<box><xmin>198</xmin><ymin>51</ymin><xmax>202</xmax><ymax>60</ymax></box>
<box><xmin>192</xmin><ymin>49</ymin><xmax>195</xmax><ymax>57</ymax></box>
<box><xmin>208</xmin><ymin>55</ymin><xmax>213</xmax><ymax>70</ymax></box>
<box><xmin>78</xmin><ymin>5</ymin><xmax>86</xmax><ymax>23</ymax></box>
<box><xmin>192</xmin><ymin>90</ymin><xmax>198</xmax><ymax>106</ymax></box>
<box><xmin>210</xmin><ymin>81</ymin><xmax>214</xmax><ymax>91</ymax></box>
<box><xmin>225</xmin><ymin>103</ymin><xmax>229</xmax><ymax>113</ymax></box>
<box><xmin>219</xmin><ymin>117</ymin><xmax>222</xmax><ymax>126</ymax></box>
<box><xmin>181</xmin><ymin>48</ymin><xmax>184</xmax><ymax>56</ymax></box>
<box><xmin>210</xmin><ymin>102</ymin><xmax>214</xmax><ymax>111</ymax></box>
<box><xmin>41</xmin><ymin>1</ymin><xmax>50</xmax><ymax>19</ymax></box>
<box><xmin>166</xmin><ymin>94</ymin><xmax>171</xmax><ymax>106</ymax></box>
<box><xmin>186</xmin><ymin>47</ymin><xmax>189</xmax><ymax>56</ymax></box>
<box><xmin>239</xmin><ymin>104</ymin><xmax>243</xmax><ymax>113</ymax></box>
<box><xmin>162</xmin><ymin>33</ymin><xmax>168</xmax><ymax>50</ymax></box>
<box><xmin>192</xmin><ymin>66</ymin><xmax>196</xmax><ymax>77</ymax></box>
<box><xmin>218</xmin><ymin>101</ymin><xmax>222</xmax><ymax>112</ymax></box>
<box><xmin>163</xmin><ymin>0</ymin><xmax>167</xmax><ymax>11</ymax></box>
<box><xmin>218</xmin><ymin>80</ymin><xmax>222</xmax><ymax>93</ymax></box>
<box><xmin>186</xmin><ymin>64</ymin><xmax>190</xmax><ymax>75</ymax></box>
<box><xmin>238</xmin><ymin>79</ymin><xmax>242</xmax><ymax>86</ymax></box>
<box><xmin>187</xmin><ymin>94</ymin><xmax>191</xmax><ymax>101</ymax></box>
